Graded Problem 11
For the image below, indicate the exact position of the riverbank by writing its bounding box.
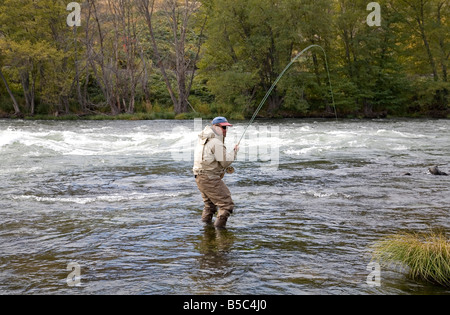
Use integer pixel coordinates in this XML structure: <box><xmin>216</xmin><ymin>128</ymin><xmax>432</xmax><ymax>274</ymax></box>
<box><xmin>0</xmin><ymin>109</ymin><xmax>449</xmax><ymax>121</ymax></box>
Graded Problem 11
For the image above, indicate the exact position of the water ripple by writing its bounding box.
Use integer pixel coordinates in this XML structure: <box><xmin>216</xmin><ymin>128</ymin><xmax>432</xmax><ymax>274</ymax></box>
<box><xmin>1</xmin><ymin>119</ymin><xmax>449</xmax><ymax>295</ymax></box>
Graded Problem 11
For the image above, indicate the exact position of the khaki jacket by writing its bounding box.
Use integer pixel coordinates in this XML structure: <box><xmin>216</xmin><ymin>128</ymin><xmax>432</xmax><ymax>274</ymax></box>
<box><xmin>193</xmin><ymin>126</ymin><xmax>237</xmax><ymax>178</ymax></box>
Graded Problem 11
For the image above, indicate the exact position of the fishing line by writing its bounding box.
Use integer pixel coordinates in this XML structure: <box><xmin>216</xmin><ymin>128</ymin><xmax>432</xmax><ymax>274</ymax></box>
<box><xmin>238</xmin><ymin>44</ymin><xmax>337</xmax><ymax>145</ymax></box>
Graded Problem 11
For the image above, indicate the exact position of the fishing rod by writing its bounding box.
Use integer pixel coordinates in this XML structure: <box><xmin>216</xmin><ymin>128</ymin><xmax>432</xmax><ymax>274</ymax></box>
<box><xmin>237</xmin><ymin>44</ymin><xmax>337</xmax><ymax>146</ymax></box>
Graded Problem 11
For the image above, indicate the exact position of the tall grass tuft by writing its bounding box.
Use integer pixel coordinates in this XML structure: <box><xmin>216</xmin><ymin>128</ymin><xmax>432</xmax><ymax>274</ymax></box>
<box><xmin>370</xmin><ymin>231</ymin><xmax>450</xmax><ymax>287</ymax></box>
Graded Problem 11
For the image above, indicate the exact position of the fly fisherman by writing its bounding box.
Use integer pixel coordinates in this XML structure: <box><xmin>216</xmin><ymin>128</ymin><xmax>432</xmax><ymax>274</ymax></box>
<box><xmin>193</xmin><ymin>117</ymin><xmax>239</xmax><ymax>229</ymax></box>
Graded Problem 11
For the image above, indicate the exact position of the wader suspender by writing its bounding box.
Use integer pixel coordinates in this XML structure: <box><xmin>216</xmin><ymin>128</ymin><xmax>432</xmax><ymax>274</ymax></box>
<box><xmin>201</xmin><ymin>138</ymin><xmax>209</xmax><ymax>162</ymax></box>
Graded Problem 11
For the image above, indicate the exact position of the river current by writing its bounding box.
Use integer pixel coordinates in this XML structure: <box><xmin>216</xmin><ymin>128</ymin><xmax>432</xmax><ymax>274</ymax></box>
<box><xmin>0</xmin><ymin>118</ymin><xmax>449</xmax><ymax>295</ymax></box>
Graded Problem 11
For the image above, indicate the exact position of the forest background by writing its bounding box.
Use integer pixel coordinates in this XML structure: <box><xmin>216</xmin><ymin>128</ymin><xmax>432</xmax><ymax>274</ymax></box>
<box><xmin>0</xmin><ymin>0</ymin><xmax>448</xmax><ymax>120</ymax></box>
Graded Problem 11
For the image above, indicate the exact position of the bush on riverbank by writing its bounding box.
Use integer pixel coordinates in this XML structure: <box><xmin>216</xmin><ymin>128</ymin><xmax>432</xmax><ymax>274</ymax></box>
<box><xmin>370</xmin><ymin>231</ymin><xmax>450</xmax><ymax>288</ymax></box>
<box><xmin>15</xmin><ymin>112</ymin><xmax>177</xmax><ymax>121</ymax></box>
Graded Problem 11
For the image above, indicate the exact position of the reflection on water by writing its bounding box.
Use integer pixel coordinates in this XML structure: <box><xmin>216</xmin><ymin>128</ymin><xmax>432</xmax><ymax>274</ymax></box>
<box><xmin>197</xmin><ymin>226</ymin><xmax>235</xmax><ymax>262</ymax></box>
<box><xmin>0</xmin><ymin>119</ymin><xmax>449</xmax><ymax>295</ymax></box>
<box><xmin>190</xmin><ymin>227</ymin><xmax>236</xmax><ymax>294</ymax></box>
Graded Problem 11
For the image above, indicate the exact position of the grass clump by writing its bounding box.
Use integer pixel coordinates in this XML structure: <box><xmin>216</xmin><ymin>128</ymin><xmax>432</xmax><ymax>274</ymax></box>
<box><xmin>370</xmin><ymin>231</ymin><xmax>450</xmax><ymax>287</ymax></box>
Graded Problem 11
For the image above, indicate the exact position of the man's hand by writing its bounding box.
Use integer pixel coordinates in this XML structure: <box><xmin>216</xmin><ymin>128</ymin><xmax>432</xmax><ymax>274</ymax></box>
<box><xmin>234</xmin><ymin>144</ymin><xmax>240</xmax><ymax>153</ymax></box>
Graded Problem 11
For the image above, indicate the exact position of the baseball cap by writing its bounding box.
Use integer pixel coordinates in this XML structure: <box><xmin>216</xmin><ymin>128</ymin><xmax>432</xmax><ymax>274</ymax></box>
<box><xmin>212</xmin><ymin>117</ymin><xmax>232</xmax><ymax>127</ymax></box>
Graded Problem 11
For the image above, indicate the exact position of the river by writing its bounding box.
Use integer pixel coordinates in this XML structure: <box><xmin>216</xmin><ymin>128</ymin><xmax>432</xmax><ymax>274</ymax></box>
<box><xmin>0</xmin><ymin>118</ymin><xmax>449</xmax><ymax>295</ymax></box>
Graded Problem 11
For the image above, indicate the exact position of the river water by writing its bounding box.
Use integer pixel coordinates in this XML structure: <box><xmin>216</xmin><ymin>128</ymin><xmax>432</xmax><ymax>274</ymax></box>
<box><xmin>0</xmin><ymin>118</ymin><xmax>449</xmax><ymax>295</ymax></box>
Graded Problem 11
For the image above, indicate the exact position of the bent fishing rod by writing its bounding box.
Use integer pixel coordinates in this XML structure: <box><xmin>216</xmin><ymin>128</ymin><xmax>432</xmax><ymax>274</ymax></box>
<box><xmin>237</xmin><ymin>44</ymin><xmax>337</xmax><ymax>146</ymax></box>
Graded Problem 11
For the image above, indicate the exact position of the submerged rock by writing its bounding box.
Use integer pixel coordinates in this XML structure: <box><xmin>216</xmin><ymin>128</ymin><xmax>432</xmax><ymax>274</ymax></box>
<box><xmin>429</xmin><ymin>166</ymin><xmax>448</xmax><ymax>176</ymax></box>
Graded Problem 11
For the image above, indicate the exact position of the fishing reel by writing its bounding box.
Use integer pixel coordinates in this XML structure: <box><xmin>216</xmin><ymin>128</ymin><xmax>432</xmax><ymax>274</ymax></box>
<box><xmin>225</xmin><ymin>166</ymin><xmax>235</xmax><ymax>174</ymax></box>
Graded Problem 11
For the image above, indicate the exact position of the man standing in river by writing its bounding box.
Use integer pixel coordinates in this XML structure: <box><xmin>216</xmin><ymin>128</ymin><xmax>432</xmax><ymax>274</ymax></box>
<box><xmin>193</xmin><ymin>117</ymin><xmax>239</xmax><ymax>229</ymax></box>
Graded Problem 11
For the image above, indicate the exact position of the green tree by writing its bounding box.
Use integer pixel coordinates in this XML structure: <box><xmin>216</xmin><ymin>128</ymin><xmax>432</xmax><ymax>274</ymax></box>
<box><xmin>332</xmin><ymin>0</ymin><xmax>411</xmax><ymax>116</ymax></box>
<box><xmin>199</xmin><ymin>0</ymin><xmax>335</xmax><ymax>117</ymax></box>
<box><xmin>390</xmin><ymin>0</ymin><xmax>449</xmax><ymax>113</ymax></box>
<box><xmin>0</xmin><ymin>0</ymin><xmax>74</xmax><ymax>115</ymax></box>
<box><xmin>0</xmin><ymin>49</ymin><xmax>21</xmax><ymax>115</ymax></box>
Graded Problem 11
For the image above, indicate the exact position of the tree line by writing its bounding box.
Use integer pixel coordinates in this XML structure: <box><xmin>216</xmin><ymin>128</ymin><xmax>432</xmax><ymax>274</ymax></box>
<box><xmin>0</xmin><ymin>0</ymin><xmax>448</xmax><ymax>119</ymax></box>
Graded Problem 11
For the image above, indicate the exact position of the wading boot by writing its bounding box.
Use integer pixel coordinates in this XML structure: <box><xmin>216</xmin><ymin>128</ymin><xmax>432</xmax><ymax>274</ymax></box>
<box><xmin>201</xmin><ymin>210</ymin><xmax>214</xmax><ymax>224</ymax></box>
<box><xmin>214</xmin><ymin>215</ymin><xmax>228</xmax><ymax>229</ymax></box>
